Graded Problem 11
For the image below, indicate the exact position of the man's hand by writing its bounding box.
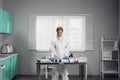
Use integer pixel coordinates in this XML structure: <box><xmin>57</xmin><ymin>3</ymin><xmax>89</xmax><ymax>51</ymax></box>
<box><xmin>54</xmin><ymin>54</ymin><xmax>62</xmax><ymax>59</ymax></box>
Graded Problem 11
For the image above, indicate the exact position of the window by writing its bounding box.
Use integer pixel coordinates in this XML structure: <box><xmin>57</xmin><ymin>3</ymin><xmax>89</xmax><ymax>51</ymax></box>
<box><xmin>68</xmin><ymin>17</ymin><xmax>85</xmax><ymax>51</ymax></box>
<box><xmin>28</xmin><ymin>14</ymin><xmax>93</xmax><ymax>51</ymax></box>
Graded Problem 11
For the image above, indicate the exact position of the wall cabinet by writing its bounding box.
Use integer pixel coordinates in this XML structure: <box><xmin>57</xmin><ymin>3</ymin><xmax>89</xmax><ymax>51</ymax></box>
<box><xmin>0</xmin><ymin>55</ymin><xmax>18</xmax><ymax>80</ymax></box>
<box><xmin>0</xmin><ymin>8</ymin><xmax>12</xmax><ymax>33</ymax></box>
<box><xmin>0</xmin><ymin>8</ymin><xmax>3</xmax><ymax>32</ymax></box>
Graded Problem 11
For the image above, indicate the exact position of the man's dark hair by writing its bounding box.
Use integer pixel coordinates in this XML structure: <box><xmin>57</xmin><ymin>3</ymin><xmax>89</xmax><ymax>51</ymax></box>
<box><xmin>56</xmin><ymin>27</ymin><xmax>63</xmax><ymax>32</ymax></box>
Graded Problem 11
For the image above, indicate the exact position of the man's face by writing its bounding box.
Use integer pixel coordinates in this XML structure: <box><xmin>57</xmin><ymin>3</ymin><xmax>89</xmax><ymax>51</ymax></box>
<box><xmin>57</xmin><ymin>30</ymin><xmax>63</xmax><ymax>37</ymax></box>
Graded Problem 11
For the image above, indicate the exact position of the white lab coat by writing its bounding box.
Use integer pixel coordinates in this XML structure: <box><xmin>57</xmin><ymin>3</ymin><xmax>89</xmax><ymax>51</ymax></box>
<box><xmin>49</xmin><ymin>36</ymin><xmax>69</xmax><ymax>80</ymax></box>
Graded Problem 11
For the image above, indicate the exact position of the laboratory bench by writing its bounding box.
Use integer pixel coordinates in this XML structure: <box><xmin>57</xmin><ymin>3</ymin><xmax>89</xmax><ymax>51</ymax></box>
<box><xmin>36</xmin><ymin>57</ymin><xmax>87</xmax><ymax>80</ymax></box>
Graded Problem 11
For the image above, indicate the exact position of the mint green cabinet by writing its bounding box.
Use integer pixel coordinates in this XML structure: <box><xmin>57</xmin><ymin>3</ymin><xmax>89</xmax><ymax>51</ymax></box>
<box><xmin>0</xmin><ymin>8</ymin><xmax>3</xmax><ymax>32</ymax></box>
<box><xmin>10</xmin><ymin>55</ymin><xmax>18</xmax><ymax>79</ymax></box>
<box><xmin>0</xmin><ymin>55</ymin><xmax>18</xmax><ymax>80</ymax></box>
<box><xmin>8</xmin><ymin>14</ymin><xmax>12</xmax><ymax>33</ymax></box>
<box><xmin>0</xmin><ymin>58</ymin><xmax>11</xmax><ymax>80</ymax></box>
<box><xmin>14</xmin><ymin>55</ymin><xmax>18</xmax><ymax>76</ymax></box>
<box><xmin>3</xmin><ymin>10</ymin><xmax>8</xmax><ymax>33</ymax></box>
<box><xmin>0</xmin><ymin>8</ymin><xmax>12</xmax><ymax>33</ymax></box>
<box><xmin>10</xmin><ymin>56</ymin><xmax>14</xmax><ymax>79</ymax></box>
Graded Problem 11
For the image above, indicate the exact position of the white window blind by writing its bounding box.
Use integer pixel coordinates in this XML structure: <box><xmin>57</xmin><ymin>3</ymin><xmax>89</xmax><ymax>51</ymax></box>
<box><xmin>28</xmin><ymin>14</ymin><xmax>93</xmax><ymax>51</ymax></box>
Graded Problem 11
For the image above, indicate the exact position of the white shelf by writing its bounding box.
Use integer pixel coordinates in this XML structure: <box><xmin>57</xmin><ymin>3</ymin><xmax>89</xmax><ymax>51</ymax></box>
<box><xmin>102</xmin><ymin>40</ymin><xmax>115</xmax><ymax>41</ymax></box>
<box><xmin>100</xmin><ymin>37</ymin><xmax>119</xmax><ymax>79</ymax></box>
<box><xmin>102</xmin><ymin>59</ymin><xmax>118</xmax><ymax>62</ymax></box>
<box><xmin>102</xmin><ymin>50</ymin><xmax>118</xmax><ymax>52</ymax></box>
<box><xmin>102</xmin><ymin>71</ymin><xmax>118</xmax><ymax>74</ymax></box>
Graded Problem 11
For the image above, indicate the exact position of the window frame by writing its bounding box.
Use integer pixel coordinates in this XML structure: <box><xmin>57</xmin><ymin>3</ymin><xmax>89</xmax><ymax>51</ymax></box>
<box><xmin>28</xmin><ymin>14</ymin><xmax>93</xmax><ymax>52</ymax></box>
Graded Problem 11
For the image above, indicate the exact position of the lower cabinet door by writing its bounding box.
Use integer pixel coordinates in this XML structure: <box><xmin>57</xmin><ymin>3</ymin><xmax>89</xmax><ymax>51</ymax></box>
<box><xmin>13</xmin><ymin>55</ymin><xmax>18</xmax><ymax>76</ymax></box>
<box><xmin>10</xmin><ymin>56</ymin><xmax>14</xmax><ymax>79</ymax></box>
<box><xmin>0</xmin><ymin>58</ymin><xmax>11</xmax><ymax>80</ymax></box>
<box><xmin>11</xmin><ymin>55</ymin><xmax>18</xmax><ymax>79</ymax></box>
<box><xmin>0</xmin><ymin>55</ymin><xmax>18</xmax><ymax>80</ymax></box>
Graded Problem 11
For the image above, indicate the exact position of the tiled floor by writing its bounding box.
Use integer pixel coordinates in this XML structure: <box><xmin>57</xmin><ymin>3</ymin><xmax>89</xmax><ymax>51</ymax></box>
<box><xmin>13</xmin><ymin>76</ymin><xmax>120</xmax><ymax>80</ymax></box>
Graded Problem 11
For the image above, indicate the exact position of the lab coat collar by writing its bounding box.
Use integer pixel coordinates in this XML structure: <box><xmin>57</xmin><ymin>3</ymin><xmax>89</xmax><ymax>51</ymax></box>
<box><xmin>56</xmin><ymin>35</ymin><xmax>64</xmax><ymax>40</ymax></box>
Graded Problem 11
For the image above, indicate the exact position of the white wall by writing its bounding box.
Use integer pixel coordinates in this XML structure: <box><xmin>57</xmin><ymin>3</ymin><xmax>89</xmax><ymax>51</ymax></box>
<box><xmin>4</xmin><ymin>0</ymin><xmax>119</xmax><ymax>75</ymax></box>
<box><xmin>0</xmin><ymin>0</ymin><xmax>3</xmax><ymax>8</ymax></box>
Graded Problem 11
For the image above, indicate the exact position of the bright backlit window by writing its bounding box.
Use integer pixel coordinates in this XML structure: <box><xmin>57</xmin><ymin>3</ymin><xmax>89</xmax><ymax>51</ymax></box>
<box><xmin>28</xmin><ymin>14</ymin><xmax>93</xmax><ymax>52</ymax></box>
<box><xmin>36</xmin><ymin>16</ymin><xmax>85</xmax><ymax>51</ymax></box>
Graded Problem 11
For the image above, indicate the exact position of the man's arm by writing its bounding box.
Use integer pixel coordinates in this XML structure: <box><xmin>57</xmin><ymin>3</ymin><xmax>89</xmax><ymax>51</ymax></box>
<box><xmin>49</xmin><ymin>40</ymin><xmax>56</xmax><ymax>57</ymax></box>
<box><xmin>63</xmin><ymin>42</ymin><xmax>70</xmax><ymax>57</ymax></box>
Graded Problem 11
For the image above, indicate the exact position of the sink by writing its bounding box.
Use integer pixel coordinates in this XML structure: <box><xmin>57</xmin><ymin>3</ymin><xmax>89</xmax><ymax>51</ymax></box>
<box><xmin>0</xmin><ymin>54</ymin><xmax>10</xmax><ymax>58</ymax></box>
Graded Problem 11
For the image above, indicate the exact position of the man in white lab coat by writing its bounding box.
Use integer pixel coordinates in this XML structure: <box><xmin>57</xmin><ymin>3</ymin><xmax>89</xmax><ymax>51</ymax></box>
<box><xmin>50</xmin><ymin>27</ymin><xmax>69</xmax><ymax>80</ymax></box>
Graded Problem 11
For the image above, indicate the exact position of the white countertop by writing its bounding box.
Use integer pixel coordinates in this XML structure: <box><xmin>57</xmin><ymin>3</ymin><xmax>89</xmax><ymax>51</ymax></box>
<box><xmin>38</xmin><ymin>57</ymin><xmax>87</xmax><ymax>63</ymax></box>
<box><xmin>0</xmin><ymin>53</ymin><xmax>18</xmax><ymax>61</ymax></box>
